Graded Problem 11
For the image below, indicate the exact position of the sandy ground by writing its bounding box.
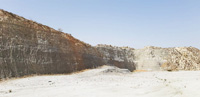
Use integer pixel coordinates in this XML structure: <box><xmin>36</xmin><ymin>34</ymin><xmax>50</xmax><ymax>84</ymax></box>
<box><xmin>1</xmin><ymin>66</ymin><xmax>200</xmax><ymax>97</ymax></box>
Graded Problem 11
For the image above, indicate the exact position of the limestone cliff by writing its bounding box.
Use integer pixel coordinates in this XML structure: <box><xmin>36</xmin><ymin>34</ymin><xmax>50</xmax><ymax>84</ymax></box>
<box><xmin>96</xmin><ymin>44</ymin><xmax>136</xmax><ymax>71</ymax></box>
<box><xmin>0</xmin><ymin>9</ymin><xmax>104</xmax><ymax>79</ymax></box>
<box><xmin>96</xmin><ymin>45</ymin><xmax>200</xmax><ymax>71</ymax></box>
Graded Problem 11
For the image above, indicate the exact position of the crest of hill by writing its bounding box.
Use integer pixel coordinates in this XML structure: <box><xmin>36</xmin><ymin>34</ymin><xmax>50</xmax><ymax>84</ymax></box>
<box><xmin>0</xmin><ymin>9</ymin><xmax>56</xmax><ymax>32</ymax></box>
<box><xmin>0</xmin><ymin>9</ymin><xmax>92</xmax><ymax>47</ymax></box>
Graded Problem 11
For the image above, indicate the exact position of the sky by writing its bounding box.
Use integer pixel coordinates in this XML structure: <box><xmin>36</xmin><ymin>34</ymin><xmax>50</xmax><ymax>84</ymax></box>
<box><xmin>0</xmin><ymin>0</ymin><xmax>200</xmax><ymax>49</ymax></box>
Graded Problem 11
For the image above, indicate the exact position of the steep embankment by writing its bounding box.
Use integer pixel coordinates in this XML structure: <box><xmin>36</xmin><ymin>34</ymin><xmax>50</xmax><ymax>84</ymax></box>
<box><xmin>96</xmin><ymin>45</ymin><xmax>200</xmax><ymax>71</ymax></box>
<box><xmin>0</xmin><ymin>9</ymin><xmax>104</xmax><ymax>79</ymax></box>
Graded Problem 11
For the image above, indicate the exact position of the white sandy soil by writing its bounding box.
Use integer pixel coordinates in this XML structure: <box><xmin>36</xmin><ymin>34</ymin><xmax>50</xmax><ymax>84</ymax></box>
<box><xmin>1</xmin><ymin>66</ymin><xmax>200</xmax><ymax>97</ymax></box>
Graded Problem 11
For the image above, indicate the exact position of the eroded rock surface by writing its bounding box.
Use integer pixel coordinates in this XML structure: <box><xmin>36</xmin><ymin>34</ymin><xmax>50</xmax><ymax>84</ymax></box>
<box><xmin>96</xmin><ymin>45</ymin><xmax>200</xmax><ymax>71</ymax></box>
<box><xmin>96</xmin><ymin>44</ymin><xmax>136</xmax><ymax>71</ymax></box>
<box><xmin>0</xmin><ymin>9</ymin><xmax>104</xmax><ymax>79</ymax></box>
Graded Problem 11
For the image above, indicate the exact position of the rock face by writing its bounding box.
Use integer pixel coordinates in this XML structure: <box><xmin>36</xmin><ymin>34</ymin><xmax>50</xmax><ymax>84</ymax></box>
<box><xmin>96</xmin><ymin>45</ymin><xmax>200</xmax><ymax>71</ymax></box>
<box><xmin>96</xmin><ymin>44</ymin><xmax>136</xmax><ymax>71</ymax></box>
<box><xmin>1</xmin><ymin>9</ymin><xmax>200</xmax><ymax>79</ymax></box>
<box><xmin>0</xmin><ymin>9</ymin><xmax>104</xmax><ymax>79</ymax></box>
<box><xmin>162</xmin><ymin>47</ymin><xmax>200</xmax><ymax>71</ymax></box>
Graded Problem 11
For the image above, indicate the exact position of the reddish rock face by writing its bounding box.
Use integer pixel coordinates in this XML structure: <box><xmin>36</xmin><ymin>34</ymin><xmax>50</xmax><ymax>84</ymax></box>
<box><xmin>0</xmin><ymin>9</ymin><xmax>105</xmax><ymax>79</ymax></box>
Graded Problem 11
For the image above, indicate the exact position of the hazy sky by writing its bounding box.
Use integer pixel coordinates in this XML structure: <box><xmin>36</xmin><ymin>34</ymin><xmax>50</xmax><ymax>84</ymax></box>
<box><xmin>0</xmin><ymin>0</ymin><xmax>200</xmax><ymax>48</ymax></box>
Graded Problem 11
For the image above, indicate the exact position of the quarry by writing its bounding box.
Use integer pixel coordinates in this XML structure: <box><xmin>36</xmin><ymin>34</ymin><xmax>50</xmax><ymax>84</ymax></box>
<box><xmin>1</xmin><ymin>9</ymin><xmax>200</xmax><ymax>97</ymax></box>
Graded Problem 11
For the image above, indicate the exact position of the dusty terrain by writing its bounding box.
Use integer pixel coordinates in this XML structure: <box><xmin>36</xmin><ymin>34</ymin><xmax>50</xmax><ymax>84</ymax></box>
<box><xmin>1</xmin><ymin>66</ymin><xmax>200</xmax><ymax>97</ymax></box>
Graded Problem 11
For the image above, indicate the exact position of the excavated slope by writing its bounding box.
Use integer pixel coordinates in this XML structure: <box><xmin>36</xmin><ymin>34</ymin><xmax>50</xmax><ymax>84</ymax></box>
<box><xmin>96</xmin><ymin>45</ymin><xmax>200</xmax><ymax>71</ymax></box>
<box><xmin>0</xmin><ymin>9</ymin><xmax>105</xmax><ymax>79</ymax></box>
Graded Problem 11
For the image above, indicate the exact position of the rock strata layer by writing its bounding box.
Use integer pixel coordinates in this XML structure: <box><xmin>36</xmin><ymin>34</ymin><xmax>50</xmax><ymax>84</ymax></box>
<box><xmin>0</xmin><ymin>9</ymin><xmax>104</xmax><ymax>79</ymax></box>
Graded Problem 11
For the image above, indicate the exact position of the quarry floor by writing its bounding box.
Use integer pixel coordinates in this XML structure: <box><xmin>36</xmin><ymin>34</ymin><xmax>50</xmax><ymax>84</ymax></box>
<box><xmin>0</xmin><ymin>66</ymin><xmax>200</xmax><ymax>97</ymax></box>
